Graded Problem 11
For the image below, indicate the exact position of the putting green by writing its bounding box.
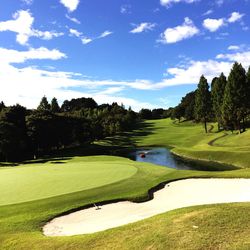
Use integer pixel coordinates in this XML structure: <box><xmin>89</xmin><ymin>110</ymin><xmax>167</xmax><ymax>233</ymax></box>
<box><xmin>0</xmin><ymin>156</ymin><xmax>137</xmax><ymax>206</ymax></box>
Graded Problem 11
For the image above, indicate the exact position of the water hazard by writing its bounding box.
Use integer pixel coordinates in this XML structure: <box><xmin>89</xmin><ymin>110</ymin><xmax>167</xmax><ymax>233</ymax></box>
<box><xmin>131</xmin><ymin>147</ymin><xmax>236</xmax><ymax>171</ymax></box>
<box><xmin>132</xmin><ymin>148</ymin><xmax>193</xmax><ymax>170</ymax></box>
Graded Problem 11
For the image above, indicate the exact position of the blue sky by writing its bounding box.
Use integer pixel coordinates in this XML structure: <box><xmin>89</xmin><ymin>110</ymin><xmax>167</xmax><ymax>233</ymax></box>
<box><xmin>0</xmin><ymin>0</ymin><xmax>249</xmax><ymax>110</ymax></box>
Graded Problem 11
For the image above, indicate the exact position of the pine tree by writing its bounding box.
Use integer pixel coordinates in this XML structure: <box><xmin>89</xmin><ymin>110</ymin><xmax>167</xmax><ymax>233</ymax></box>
<box><xmin>211</xmin><ymin>73</ymin><xmax>227</xmax><ymax>131</ymax></box>
<box><xmin>195</xmin><ymin>75</ymin><xmax>211</xmax><ymax>133</ymax></box>
<box><xmin>37</xmin><ymin>96</ymin><xmax>51</xmax><ymax>111</ymax></box>
<box><xmin>222</xmin><ymin>62</ymin><xmax>247</xmax><ymax>133</ymax></box>
<box><xmin>51</xmin><ymin>97</ymin><xmax>60</xmax><ymax>113</ymax></box>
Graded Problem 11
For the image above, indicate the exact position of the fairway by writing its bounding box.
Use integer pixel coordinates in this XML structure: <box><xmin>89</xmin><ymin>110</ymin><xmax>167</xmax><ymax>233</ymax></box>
<box><xmin>0</xmin><ymin>156</ymin><xmax>137</xmax><ymax>206</ymax></box>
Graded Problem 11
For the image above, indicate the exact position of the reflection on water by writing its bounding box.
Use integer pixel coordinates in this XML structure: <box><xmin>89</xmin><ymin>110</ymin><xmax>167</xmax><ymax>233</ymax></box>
<box><xmin>133</xmin><ymin>148</ymin><xmax>193</xmax><ymax>170</ymax></box>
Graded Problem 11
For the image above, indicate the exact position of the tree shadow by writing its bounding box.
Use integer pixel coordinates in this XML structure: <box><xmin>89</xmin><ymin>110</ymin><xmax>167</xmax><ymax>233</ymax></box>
<box><xmin>0</xmin><ymin>162</ymin><xmax>19</xmax><ymax>167</ymax></box>
<box><xmin>50</xmin><ymin>121</ymin><xmax>155</xmax><ymax>158</ymax></box>
<box><xmin>22</xmin><ymin>157</ymin><xmax>72</xmax><ymax>165</ymax></box>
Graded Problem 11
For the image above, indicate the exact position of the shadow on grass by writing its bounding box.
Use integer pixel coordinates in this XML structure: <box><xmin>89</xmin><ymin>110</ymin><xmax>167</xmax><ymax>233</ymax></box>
<box><xmin>51</xmin><ymin>121</ymin><xmax>155</xmax><ymax>159</ymax></box>
<box><xmin>0</xmin><ymin>162</ymin><xmax>19</xmax><ymax>167</ymax></box>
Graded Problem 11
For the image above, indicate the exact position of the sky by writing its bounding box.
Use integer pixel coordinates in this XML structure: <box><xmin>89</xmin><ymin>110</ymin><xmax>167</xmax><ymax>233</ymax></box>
<box><xmin>0</xmin><ymin>0</ymin><xmax>250</xmax><ymax>111</ymax></box>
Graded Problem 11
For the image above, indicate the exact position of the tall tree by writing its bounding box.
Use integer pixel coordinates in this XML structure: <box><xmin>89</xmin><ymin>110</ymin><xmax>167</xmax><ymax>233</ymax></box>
<box><xmin>211</xmin><ymin>73</ymin><xmax>227</xmax><ymax>131</ymax></box>
<box><xmin>0</xmin><ymin>101</ymin><xmax>5</xmax><ymax>112</ymax></box>
<box><xmin>0</xmin><ymin>105</ymin><xmax>28</xmax><ymax>161</ymax></box>
<box><xmin>37</xmin><ymin>96</ymin><xmax>51</xmax><ymax>111</ymax></box>
<box><xmin>171</xmin><ymin>105</ymin><xmax>184</xmax><ymax>122</ymax></box>
<box><xmin>195</xmin><ymin>75</ymin><xmax>211</xmax><ymax>133</ymax></box>
<box><xmin>222</xmin><ymin>62</ymin><xmax>247</xmax><ymax>133</ymax></box>
<box><xmin>246</xmin><ymin>66</ymin><xmax>250</xmax><ymax>114</ymax></box>
<box><xmin>51</xmin><ymin>97</ymin><xmax>60</xmax><ymax>113</ymax></box>
<box><xmin>179</xmin><ymin>91</ymin><xmax>196</xmax><ymax>120</ymax></box>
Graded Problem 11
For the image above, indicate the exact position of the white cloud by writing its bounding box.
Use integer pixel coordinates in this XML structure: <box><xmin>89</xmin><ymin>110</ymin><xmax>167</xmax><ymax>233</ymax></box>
<box><xmin>120</xmin><ymin>5</ymin><xmax>131</xmax><ymax>14</ymax></box>
<box><xmin>2</xmin><ymin>46</ymin><xmax>250</xmax><ymax>111</ymax></box>
<box><xmin>60</xmin><ymin>0</ymin><xmax>80</xmax><ymax>12</ymax></box>
<box><xmin>0</xmin><ymin>47</ymin><xmax>66</xmax><ymax>64</ymax></box>
<box><xmin>160</xmin><ymin>0</ymin><xmax>199</xmax><ymax>7</ymax></box>
<box><xmin>98</xmin><ymin>87</ymin><xmax>125</xmax><ymax>95</ymax></box>
<box><xmin>216</xmin><ymin>51</ymin><xmax>250</xmax><ymax>68</ymax></box>
<box><xmin>32</xmin><ymin>30</ymin><xmax>64</xmax><ymax>40</ymax></box>
<box><xmin>69</xmin><ymin>28</ymin><xmax>82</xmax><ymax>37</ymax></box>
<box><xmin>65</xmin><ymin>14</ymin><xmax>81</xmax><ymax>24</ymax></box>
<box><xmin>159</xmin><ymin>17</ymin><xmax>199</xmax><ymax>44</ymax></box>
<box><xmin>81</xmin><ymin>37</ymin><xmax>92</xmax><ymax>44</ymax></box>
<box><xmin>0</xmin><ymin>10</ymin><xmax>63</xmax><ymax>45</ymax></box>
<box><xmin>21</xmin><ymin>0</ymin><xmax>33</xmax><ymax>5</ymax></box>
<box><xmin>0</xmin><ymin>10</ymin><xmax>33</xmax><ymax>45</ymax></box>
<box><xmin>203</xmin><ymin>18</ymin><xmax>225</xmax><ymax>32</ymax></box>
<box><xmin>202</xmin><ymin>12</ymin><xmax>244</xmax><ymax>33</ymax></box>
<box><xmin>215</xmin><ymin>0</ymin><xmax>224</xmax><ymax>6</ymax></box>
<box><xmin>99</xmin><ymin>30</ymin><xmax>113</xmax><ymax>38</ymax></box>
<box><xmin>228</xmin><ymin>12</ymin><xmax>244</xmax><ymax>23</ymax></box>
<box><xmin>228</xmin><ymin>45</ymin><xmax>240</xmax><ymax>51</ymax></box>
<box><xmin>130</xmin><ymin>23</ymin><xmax>156</xmax><ymax>33</ymax></box>
<box><xmin>68</xmin><ymin>28</ymin><xmax>92</xmax><ymax>44</ymax></box>
<box><xmin>69</xmin><ymin>29</ymin><xmax>112</xmax><ymax>45</ymax></box>
<box><xmin>202</xmin><ymin>9</ymin><xmax>213</xmax><ymax>16</ymax></box>
<box><xmin>0</xmin><ymin>47</ymin><xmax>158</xmax><ymax>111</ymax></box>
<box><xmin>157</xmin><ymin>50</ymin><xmax>250</xmax><ymax>87</ymax></box>
<box><xmin>159</xmin><ymin>60</ymin><xmax>232</xmax><ymax>87</ymax></box>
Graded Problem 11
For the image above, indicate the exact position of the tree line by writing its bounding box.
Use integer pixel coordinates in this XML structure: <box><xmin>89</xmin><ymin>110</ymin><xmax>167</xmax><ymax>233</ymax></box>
<box><xmin>171</xmin><ymin>62</ymin><xmax>250</xmax><ymax>133</ymax></box>
<box><xmin>0</xmin><ymin>97</ymin><xmax>138</xmax><ymax>162</ymax></box>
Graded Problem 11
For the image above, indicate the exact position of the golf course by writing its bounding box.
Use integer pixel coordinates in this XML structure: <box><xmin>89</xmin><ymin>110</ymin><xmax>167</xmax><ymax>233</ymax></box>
<box><xmin>1</xmin><ymin>118</ymin><xmax>250</xmax><ymax>250</ymax></box>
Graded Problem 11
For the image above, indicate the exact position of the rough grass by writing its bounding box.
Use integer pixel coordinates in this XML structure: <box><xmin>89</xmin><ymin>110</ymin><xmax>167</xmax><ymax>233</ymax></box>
<box><xmin>1</xmin><ymin>118</ymin><xmax>250</xmax><ymax>249</ymax></box>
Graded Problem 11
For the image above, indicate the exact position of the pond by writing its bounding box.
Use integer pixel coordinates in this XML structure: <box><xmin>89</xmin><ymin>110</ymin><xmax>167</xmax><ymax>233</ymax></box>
<box><xmin>130</xmin><ymin>147</ymin><xmax>235</xmax><ymax>171</ymax></box>
<box><xmin>131</xmin><ymin>148</ymin><xmax>192</xmax><ymax>170</ymax></box>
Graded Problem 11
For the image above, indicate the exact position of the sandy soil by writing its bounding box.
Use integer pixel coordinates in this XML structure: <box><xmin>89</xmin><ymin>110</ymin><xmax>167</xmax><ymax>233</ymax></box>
<box><xmin>43</xmin><ymin>178</ymin><xmax>250</xmax><ymax>236</ymax></box>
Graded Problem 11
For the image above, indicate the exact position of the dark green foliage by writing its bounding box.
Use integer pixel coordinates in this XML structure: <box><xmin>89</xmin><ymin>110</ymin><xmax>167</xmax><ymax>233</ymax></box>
<box><xmin>171</xmin><ymin>105</ymin><xmax>184</xmax><ymax>122</ymax></box>
<box><xmin>139</xmin><ymin>108</ymin><xmax>172</xmax><ymax>120</ymax></box>
<box><xmin>61</xmin><ymin>97</ymin><xmax>97</xmax><ymax>112</ymax></box>
<box><xmin>211</xmin><ymin>73</ymin><xmax>227</xmax><ymax>130</ymax></box>
<box><xmin>222</xmin><ymin>62</ymin><xmax>247</xmax><ymax>132</ymax></box>
<box><xmin>0</xmin><ymin>101</ymin><xmax>5</xmax><ymax>112</ymax></box>
<box><xmin>139</xmin><ymin>109</ymin><xmax>152</xmax><ymax>119</ymax></box>
<box><xmin>246</xmin><ymin>67</ymin><xmax>250</xmax><ymax>111</ymax></box>
<box><xmin>50</xmin><ymin>97</ymin><xmax>60</xmax><ymax>113</ymax></box>
<box><xmin>182</xmin><ymin>91</ymin><xmax>196</xmax><ymax>120</ymax></box>
<box><xmin>0</xmin><ymin>98</ymin><xmax>138</xmax><ymax>161</ymax></box>
<box><xmin>0</xmin><ymin>105</ymin><xmax>28</xmax><ymax>161</ymax></box>
<box><xmin>151</xmin><ymin>109</ymin><xmax>165</xmax><ymax>119</ymax></box>
<box><xmin>162</xmin><ymin>108</ymin><xmax>174</xmax><ymax>118</ymax></box>
<box><xmin>37</xmin><ymin>96</ymin><xmax>51</xmax><ymax>111</ymax></box>
<box><xmin>195</xmin><ymin>75</ymin><xmax>211</xmax><ymax>133</ymax></box>
<box><xmin>170</xmin><ymin>91</ymin><xmax>196</xmax><ymax>122</ymax></box>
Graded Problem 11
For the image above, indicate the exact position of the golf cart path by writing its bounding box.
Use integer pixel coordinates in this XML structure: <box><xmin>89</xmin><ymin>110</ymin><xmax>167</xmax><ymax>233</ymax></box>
<box><xmin>43</xmin><ymin>178</ymin><xmax>250</xmax><ymax>236</ymax></box>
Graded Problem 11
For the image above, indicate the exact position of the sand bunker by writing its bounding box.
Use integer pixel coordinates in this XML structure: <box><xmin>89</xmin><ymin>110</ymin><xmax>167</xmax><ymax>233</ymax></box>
<box><xmin>43</xmin><ymin>178</ymin><xmax>250</xmax><ymax>236</ymax></box>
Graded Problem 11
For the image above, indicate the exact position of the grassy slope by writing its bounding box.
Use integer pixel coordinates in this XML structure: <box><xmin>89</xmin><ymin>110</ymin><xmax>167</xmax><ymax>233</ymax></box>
<box><xmin>1</xmin><ymin>118</ymin><xmax>250</xmax><ymax>249</ymax></box>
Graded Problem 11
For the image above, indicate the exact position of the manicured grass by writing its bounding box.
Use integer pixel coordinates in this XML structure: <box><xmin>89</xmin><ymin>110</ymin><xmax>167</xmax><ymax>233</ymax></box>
<box><xmin>1</xmin><ymin>118</ymin><xmax>250</xmax><ymax>249</ymax></box>
<box><xmin>0</xmin><ymin>156</ymin><xmax>137</xmax><ymax>206</ymax></box>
